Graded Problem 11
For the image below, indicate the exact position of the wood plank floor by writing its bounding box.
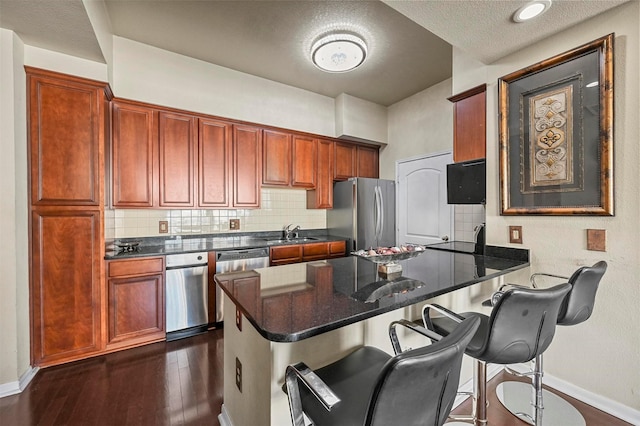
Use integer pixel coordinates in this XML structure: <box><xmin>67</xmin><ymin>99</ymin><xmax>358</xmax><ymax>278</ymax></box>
<box><xmin>0</xmin><ymin>328</ymin><xmax>630</xmax><ymax>425</ymax></box>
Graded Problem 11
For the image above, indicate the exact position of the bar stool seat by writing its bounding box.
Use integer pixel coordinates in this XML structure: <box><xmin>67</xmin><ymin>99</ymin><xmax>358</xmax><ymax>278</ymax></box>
<box><xmin>423</xmin><ymin>282</ymin><xmax>572</xmax><ymax>426</ymax></box>
<box><xmin>284</xmin><ymin>316</ymin><xmax>480</xmax><ymax>426</ymax></box>
<box><xmin>496</xmin><ymin>261</ymin><xmax>607</xmax><ymax>425</ymax></box>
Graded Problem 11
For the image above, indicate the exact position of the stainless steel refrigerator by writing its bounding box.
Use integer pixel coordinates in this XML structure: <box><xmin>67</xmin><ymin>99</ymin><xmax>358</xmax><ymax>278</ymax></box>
<box><xmin>328</xmin><ymin>177</ymin><xmax>396</xmax><ymax>251</ymax></box>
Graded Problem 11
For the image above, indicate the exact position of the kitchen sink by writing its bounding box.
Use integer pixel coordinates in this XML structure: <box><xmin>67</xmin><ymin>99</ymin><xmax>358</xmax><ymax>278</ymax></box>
<box><xmin>265</xmin><ymin>237</ymin><xmax>320</xmax><ymax>244</ymax></box>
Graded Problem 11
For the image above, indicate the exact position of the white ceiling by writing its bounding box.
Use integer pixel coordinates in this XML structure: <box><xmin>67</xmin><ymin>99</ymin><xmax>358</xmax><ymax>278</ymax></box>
<box><xmin>0</xmin><ymin>0</ymin><xmax>629</xmax><ymax>106</ymax></box>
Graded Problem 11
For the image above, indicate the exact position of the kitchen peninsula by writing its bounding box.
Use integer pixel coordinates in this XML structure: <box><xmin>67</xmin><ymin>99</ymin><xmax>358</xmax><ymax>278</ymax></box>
<box><xmin>214</xmin><ymin>245</ymin><xmax>529</xmax><ymax>426</ymax></box>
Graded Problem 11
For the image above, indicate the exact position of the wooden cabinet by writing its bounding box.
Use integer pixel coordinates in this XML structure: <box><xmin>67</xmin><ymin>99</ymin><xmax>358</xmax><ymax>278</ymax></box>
<box><xmin>28</xmin><ymin>68</ymin><xmax>107</xmax><ymax>206</ymax></box>
<box><xmin>27</xmin><ymin>67</ymin><xmax>111</xmax><ymax>368</ymax></box>
<box><xmin>262</xmin><ymin>129</ymin><xmax>292</xmax><ymax>186</ymax></box>
<box><xmin>356</xmin><ymin>145</ymin><xmax>379</xmax><ymax>178</ymax></box>
<box><xmin>30</xmin><ymin>210</ymin><xmax>103</xmax><ymax>366</ymax></box>
<box><xmin>269</xmin><ymin>241</ymin><xmax>346</xmax><ymax>266</ymax></box>
<box><xmin>106</xmin><ymin>257</ymin><xmax>165</xmax><ymax>349</ymax></box>
<box><xmin>199</xmin><ymin>118</ymin><xmax>232</xmax><ymax>207</ymax></box>
<box><xmin>111</xmin><ymin>100</ymin><xmax>156</xmax><ymax>207</ymax></box>
<box><xmin>270</xmin><ymin>245</ymin><xmax>303</xmax><ymax>266</ymax></box>
<box><xmin>333</xmin><ymin>142</ymin><xmax>379</xmax><ymax>180</ymax></box>
<box><xmin>291</xmin><ymin>135</ymin><xmax>317</xmax><ymax>188</ymax></box>
<box><xmin>448</xmin><ymin>84</ymin><xmax>486</xmax><ymax>162</ymax></box>
<box><xmin>233</xmin><ymin>125</ymin><xmax>262</xmax><ymax>207</ymax></box>
<box><xmin>307</xmin><ymin>139</ymin><xmax>334</xmax><ymax>209</ymax></box>
<box><xmin>158</xmin><ymin>111</ymin><xmax>197</xmax><ymax>207</ymax></box>
<box><xmin>334</xmin><ymin>142</ymin><xmax>357</xmax><ymax>181</ymax></box>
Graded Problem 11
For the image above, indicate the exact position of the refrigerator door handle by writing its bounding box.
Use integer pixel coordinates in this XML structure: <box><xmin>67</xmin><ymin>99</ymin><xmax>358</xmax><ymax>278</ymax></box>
<box><xmin>375</xmin><ymin>185</ymin><xmax>382</xmax><ymax>240</ymax></box>
<box><xmin>378</xmin><ymin>186</ymin><xmax>385</xmax><ymax>239</ymax></box>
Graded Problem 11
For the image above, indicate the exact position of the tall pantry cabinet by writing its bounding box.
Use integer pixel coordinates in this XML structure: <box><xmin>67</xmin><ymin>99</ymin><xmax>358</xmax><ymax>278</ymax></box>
<box><xmin>27</xmin><ymin>67</ymin><xmax>112</xmax><ymax>367</ymax></box>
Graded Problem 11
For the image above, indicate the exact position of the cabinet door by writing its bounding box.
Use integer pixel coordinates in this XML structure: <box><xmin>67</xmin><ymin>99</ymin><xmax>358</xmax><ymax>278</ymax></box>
<box><xmin>307</xmin><ymin>139</ymin><xmax>334</xmax><ymax>209</ymax></box>
<box><xmin>158</xmin><ymin>111</ymin><xmax>197</xmax><ymax>207</ymax></box>
<box><xmin>270</xmin><ymin>245</ymin><xmax>302</xmax><ymax>266</ymax></box>
<box><xmin>328</xmin><ymin>240</ymin><xmax>347</xmax><ymax>258</ymax></box>
<box><xmin>233</xmin><ymin>125</ymin><xmax>262</xmax><ymax>207</ymax></box>
<box><xmin>31</xmin><ymin>210</ymin><xmax>102</xmax><ymax>366</ymax></box>
<box><xmin>449</xmin><ymin>85</ymin><xmax>486</xmax><ymax>162</ymax></box>
<box><xmin>262</xmin><ymin>130</ymin><xmax>292</xmax><ymax>186</ymax></box>
<box><xmin>199</xmin><ymin>118</ymin><xmax>232</xmax><ymax>207</ymax></box>
<box><xmin>107</xmin><ymin>273</ymin><xmax>164</xmax><ymax>347</ymax></box>
<box><xmin>28</xmin><ymin>70</ymin><xmax>107</xmax><ymax>206</ymax></box>
<box><xmin>291</xmin><ymin>135</ymin><xmax>317</xmax><ymax>188</ymax></box>
<box><xmin>111</xmin><ymin>101</ymin><xmax>156</xmax><ymax>207</ymax></box>
<box><xmin>334</xmin><ymin>142</ymin><xmax>357</xmax><ymax>180</ymax></box>
<box><xmin>357</xmin><ymin>145</ymin><xmax>379</xmax><ymax>178</ymax></box>
<box><xmin>302</xmin><ymin>242</ymin><xmax>329</xmax><ymax>261</ymax></box>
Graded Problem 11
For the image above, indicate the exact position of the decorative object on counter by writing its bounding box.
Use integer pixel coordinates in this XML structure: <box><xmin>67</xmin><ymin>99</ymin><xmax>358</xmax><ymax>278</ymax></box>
<box><xmin>352</xmin><ymin>244</ymin><xmax>426</xmax><ymax>279</ymax></box>
<box><xmin>498</xmin><ymin>33</ymin><xmax>614</xmax><ymax>215</ymax></box>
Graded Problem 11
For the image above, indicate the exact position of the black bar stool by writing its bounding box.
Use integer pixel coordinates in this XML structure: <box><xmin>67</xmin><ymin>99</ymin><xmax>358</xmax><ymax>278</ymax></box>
<box><xmin>284</xmin><ymin>316</ymin><xmax>480</xmax><ymax>426</ymax></box>
<box><xmin>496</xmin><ymin>261</ymin><xmax>607</xmax><ymax>425</ymax></box>
<box><xmin>422</xmin><ymin>282</ymin><xmax>572</xmax><ymax>426</ymax></box>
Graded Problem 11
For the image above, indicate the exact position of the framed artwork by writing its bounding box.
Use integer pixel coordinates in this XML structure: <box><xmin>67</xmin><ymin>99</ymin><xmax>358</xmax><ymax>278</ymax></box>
<box><xmin>498</xmin><ymin>33</ymin><xmax>614</xmax><ymax>215</ymax></box>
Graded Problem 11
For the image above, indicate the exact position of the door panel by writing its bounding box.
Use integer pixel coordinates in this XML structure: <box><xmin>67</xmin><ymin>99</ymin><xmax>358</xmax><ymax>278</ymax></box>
<box><xmin>397</xmin><ymin>153</ymin><xmax>453</xmax><ymax>246</ymax></box>
<box><xmin>158</xmin><ymin>111</ymin><xmax>196</xmax><ymax>207</ymax></box>
<box><xmin>199</xmin><ymin>118</ymin><xmax>231</xmax><ymax>207</ymax></box>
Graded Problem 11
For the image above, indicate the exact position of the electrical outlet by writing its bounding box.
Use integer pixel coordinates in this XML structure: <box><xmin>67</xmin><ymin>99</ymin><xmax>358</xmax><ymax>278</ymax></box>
<box><xmin>229</xmin><ymin>219</ymin><xmax>240</xmax><ymax>230</ymax></box>
<box><xmin>235</xmin><ymin>357</ymin><xmax>242</xmax><ymax>392</ymax></box>
<box><xmin>236</xmin><ymin>306</ymin><xmax>242</xmax><ymax>331</ymax></box>
<box><xmin>159</xmin><ymin>220</ymin><xmax>168</xmax><ymax>233</ymax></box>
<box><xmin>509</xmin><ymin>226</ymin><xmax>523</xmax><ymax>244</ymax></box>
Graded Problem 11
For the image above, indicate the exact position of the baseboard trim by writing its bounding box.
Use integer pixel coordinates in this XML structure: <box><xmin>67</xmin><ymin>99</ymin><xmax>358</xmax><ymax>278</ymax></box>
<box><xmin>218</xmin><ymin>404</ymin><xmax>233</xmax><ymax>426</ymax></box>
<box><xmin>505</xmin><ymin>363</ymin><xmax>640</xmax><ymax>425</ymax></box>
<box><xmin>0</xmin><ymin>366</ymin><xmax>39</xmax><ymax>399</ymax></box>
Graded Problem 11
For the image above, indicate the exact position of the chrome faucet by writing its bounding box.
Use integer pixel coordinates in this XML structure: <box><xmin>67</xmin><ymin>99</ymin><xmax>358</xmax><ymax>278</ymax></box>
<box><xmin>283</xmin><ymin>224</ymin><xmax>300</xmax><ymax>241</ymax></box>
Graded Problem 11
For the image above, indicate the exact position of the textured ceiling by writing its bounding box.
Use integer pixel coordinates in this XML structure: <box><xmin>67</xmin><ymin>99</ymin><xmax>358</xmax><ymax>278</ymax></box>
<box><xmin>0</xmin><ymin>0</ymin><xmax>630</xmax><ymax>106</ymax></box>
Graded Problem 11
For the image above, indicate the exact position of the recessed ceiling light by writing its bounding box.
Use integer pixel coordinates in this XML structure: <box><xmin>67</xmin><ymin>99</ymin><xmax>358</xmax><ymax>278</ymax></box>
<box><xmin>513</xmin><ymin>0</ymin><xmax>552</xmax><ymax>23</ymax></box>
<box><xmin>311</xmin><ymin>33</ymin><xmax>367</xmax><ymax>73</ymax></box>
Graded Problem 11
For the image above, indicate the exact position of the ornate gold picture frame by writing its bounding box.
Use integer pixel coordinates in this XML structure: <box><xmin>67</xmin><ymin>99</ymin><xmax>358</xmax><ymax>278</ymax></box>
<box><xmin>498</xmin><ymin>33</ymin><xmax>614</xmax><ymax>215</ymax></box>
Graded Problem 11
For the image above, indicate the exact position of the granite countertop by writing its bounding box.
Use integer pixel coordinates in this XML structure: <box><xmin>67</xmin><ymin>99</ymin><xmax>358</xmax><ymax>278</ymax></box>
<box><xmin>214</xmin><ymin>245</ymin><xmax>529</xmax><ymax>342</ymax></box>
<box><xmin>104</xmin><ymin>229</ymin><xmax>348</xmax><ymax>259</ymax></box>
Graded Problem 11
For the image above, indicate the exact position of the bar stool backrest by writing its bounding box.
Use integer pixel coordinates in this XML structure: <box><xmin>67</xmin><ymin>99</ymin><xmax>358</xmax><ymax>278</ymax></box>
<box><xmin>558</xmin><ymin>261</ymin><xmax>607</xmax><ymax>326</ymax></box>
<box><xmin>366</xmin><ymin>316</ymin><xmax>480</xmax><ymax>426</ymax></box>
<box><xmin>478</xmin><ymin>283</ymin><xmax>571</xmax><ymax>365</ymax></box>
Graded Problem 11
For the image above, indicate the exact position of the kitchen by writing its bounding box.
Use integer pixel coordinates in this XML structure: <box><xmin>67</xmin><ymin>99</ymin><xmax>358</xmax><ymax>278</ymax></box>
<box><xmin>1</xmin><ymin>1</ymin><xmax>639</xmax><ymax>426</ymax></box>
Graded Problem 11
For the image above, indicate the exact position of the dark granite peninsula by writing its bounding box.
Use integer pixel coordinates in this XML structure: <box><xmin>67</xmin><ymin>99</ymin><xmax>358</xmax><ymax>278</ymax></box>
<box><xmin>215</xmin><ymin>246</ymin><xmax>529</xmax><ymax>426</ymax></box>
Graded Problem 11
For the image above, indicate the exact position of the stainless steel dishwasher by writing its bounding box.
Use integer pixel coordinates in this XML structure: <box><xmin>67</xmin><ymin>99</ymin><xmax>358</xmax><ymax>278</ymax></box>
<box><xmin>165</xmin><ymin>252</ymin><xmax>208</xmax><ymax>341</ymax></box>
<box><xmin>214</xmin><ymin>247</ymin><xmax>269</xmax><ymax>325</ymax></box>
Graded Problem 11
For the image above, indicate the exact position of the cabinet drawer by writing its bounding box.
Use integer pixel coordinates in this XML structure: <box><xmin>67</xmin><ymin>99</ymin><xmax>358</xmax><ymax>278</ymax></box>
<box><xmin>270</xmin><ymin>245</ymin><xmax>302</xmax><ymax>265</ymax></box>
<box><xmin>328</xmin><ymin>241</ymin><xmax>347</xmax><ymax>257</ymax></box>
<box><xmin>108</xmin><ymin>257</ymin><xmax>164</xmax><ymax>278</ymax></box>
<box><xmin>302</xmin><ymin>242</ymin><xmax>329</xmax><ymax>260</ymax></box>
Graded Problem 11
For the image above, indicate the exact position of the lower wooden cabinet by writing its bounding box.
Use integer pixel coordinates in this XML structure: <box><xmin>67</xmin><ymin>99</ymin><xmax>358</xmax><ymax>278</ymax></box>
<box><xmin>269</xmin><ymin>241</ymin><xmax>346</xmax><ymax>266</ymax></box>
<box><xmin>106</xmin><ymin>257</ymin><xmax>165</xmax><ymax>350</ymax></box>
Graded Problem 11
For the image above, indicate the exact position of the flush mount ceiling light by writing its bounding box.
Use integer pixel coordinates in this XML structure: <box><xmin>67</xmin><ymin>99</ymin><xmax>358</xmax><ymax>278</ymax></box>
<box><xmin>513</xmin><ymin>0</ymin><xmax>552</xmax><ymax>23</ymax></box>
<box><xmin>311</xmin><ymin>33</ymin><xmax>367</xmax><ymax>73</ymax></box>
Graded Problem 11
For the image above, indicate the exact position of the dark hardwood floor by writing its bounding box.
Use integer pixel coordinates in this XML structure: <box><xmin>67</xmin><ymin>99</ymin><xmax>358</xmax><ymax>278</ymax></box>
<box><xmin>0</xmin><ymin>328</ymin><xmax>630</xmax><ymax>425</ymax></box>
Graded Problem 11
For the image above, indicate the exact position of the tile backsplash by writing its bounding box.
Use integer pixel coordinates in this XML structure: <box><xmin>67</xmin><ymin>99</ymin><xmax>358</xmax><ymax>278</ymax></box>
<box><xmin>105</xmin><ymin>188</ymin><xmax>326</xmax><ymax>239</ymax></box>
<box><xmin>453</xmin><ymin>204</ymin><xmax>485</xmax><ymax>242</ymax></box>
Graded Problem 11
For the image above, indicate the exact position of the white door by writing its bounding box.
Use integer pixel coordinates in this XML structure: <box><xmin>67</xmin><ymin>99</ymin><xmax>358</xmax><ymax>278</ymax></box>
<box><xmin>397</xmin><ymin>152</ymin><xmax>453</xmax><ymax>246</ymax></box>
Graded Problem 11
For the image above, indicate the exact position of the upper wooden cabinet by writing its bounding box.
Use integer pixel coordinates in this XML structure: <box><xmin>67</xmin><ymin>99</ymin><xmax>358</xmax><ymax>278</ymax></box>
<box><xmin>111</xmin><ymin>100</ymin><xmax>156</xmax><ymax>207</ymax></box>
<box><xmin>307</xmin><ymin>139</ymin><xmax>334</xmax><ymax>209</ymax></box>
<box><xmin>27</xmin><ymin>67</ymin><xmax>111</xmax><ymax>206</ymax></box>
<box><xmin>233</xmin><ymin>125</ymin><xmax>262</xmax><ymax>207</ymax></box>
<box><xmin>262</xmin><ymin>129</ymin><xmax>292</xmax><ymax>186</ymax></box>
<box><xmin>291</xmin><ymin>135</ymin><xmax>317</xmax><ymax>188</ymax></box>
<box><xmin>356</xmin><ymin>145</ymin><xmax>379</xmax><ymax>178</ymax></box>
<box><xmin>448</xmin><ymin>84</ymin><xmax>486</xmax><ymax>162</ymax></box>
<box><xmin>262</xmin><ymin>131</ymin><xmax>318</xmax><ymax>189</ymax></box>
<box><xmin>334</xmin><ymin>142</ymin><xmax>357</xmax><ymax>181</ymax></box>
<box><xmin>158</xmin><ymin>111</ymin><xmax>197</xmax><ymax>207</ymax></box>
<box><xmin>199</xmin><ymin>118</ymin><xmax>232</xmax><ymax>208</ymax></box>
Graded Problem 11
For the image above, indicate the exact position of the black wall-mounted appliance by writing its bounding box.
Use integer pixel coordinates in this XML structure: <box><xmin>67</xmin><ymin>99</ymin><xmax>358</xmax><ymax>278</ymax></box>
<box><xmin>446</xmin><ymin>159</ymin><xmax>486</xmax><ymax>205</ymax></box>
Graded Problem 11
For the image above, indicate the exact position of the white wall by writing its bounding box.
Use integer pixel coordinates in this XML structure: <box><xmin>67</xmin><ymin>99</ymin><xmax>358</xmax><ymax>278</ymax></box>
<box><xmin>0</xmin><ymin>29</ymin><xmax>29</xmax><ymax>390</ymax></box>
<box><xmin>335</xmin><ymin>93</ymin><xmax>388</xmax><ymax>144</ymax></box>
<box><xmin>457</xmin><ymin>2</ymin><xmax>640</xmax><ymax>410</ymax></box>
<box><xmin>381</xmin><ymin>78</ymin><xmax>453</xmax><ymax>180</ymax></box>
